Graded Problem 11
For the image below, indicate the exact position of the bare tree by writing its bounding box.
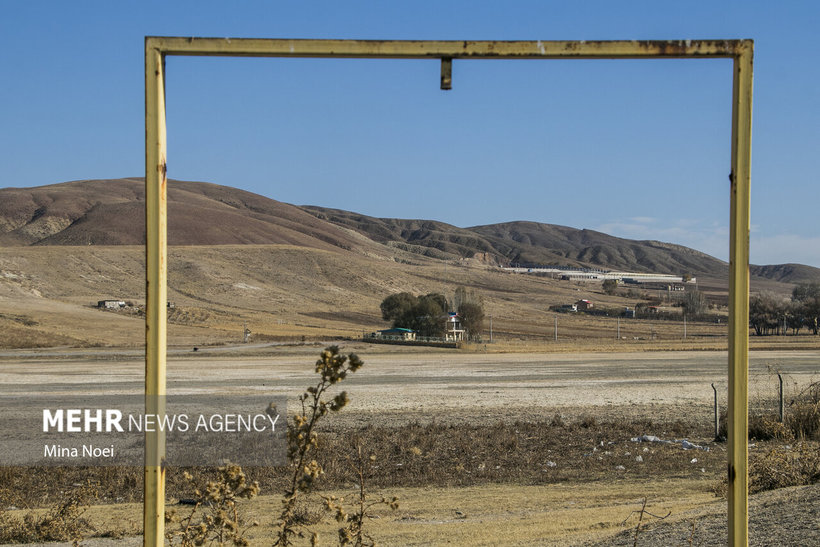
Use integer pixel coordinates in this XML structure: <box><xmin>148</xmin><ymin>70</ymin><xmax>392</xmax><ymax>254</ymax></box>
<box><xmin>682</xmin><ymin>290</ymin><xmax>707</xmax><ymax>317</ymax></box>
<box><xmin>452</xmin><ymin>286</ymin><xmax>485</xmax><ymax>341</ymax></box>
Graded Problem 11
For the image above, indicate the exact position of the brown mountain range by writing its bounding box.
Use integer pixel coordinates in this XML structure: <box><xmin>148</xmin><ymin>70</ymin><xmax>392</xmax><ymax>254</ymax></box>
<box><xmin>303</xmin><ymin>207</ymin><xmax>729</xmax><ymax>276</ymax></box>
<box><xmin>1</xmin><ymin>178</ymin><xmax>818</xmax><ymax>284</ymax></box>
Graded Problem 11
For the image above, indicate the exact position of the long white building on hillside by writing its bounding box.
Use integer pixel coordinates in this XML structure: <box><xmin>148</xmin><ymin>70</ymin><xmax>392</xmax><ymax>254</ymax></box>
<box><xmin>501</xmin><ymin>267</ymin><xmax>695</xmax><ymax>284</ymax></box>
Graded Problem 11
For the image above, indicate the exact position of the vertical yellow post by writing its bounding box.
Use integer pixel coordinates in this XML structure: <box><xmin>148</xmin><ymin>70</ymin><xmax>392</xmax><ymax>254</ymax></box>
<box><xmin>728</xmin><ymin>40</ymin><xmax>753</xmax><ymax>547</ymax></box>
<box><xmin>144</xmin><ymin>38</ymin><xmax>167</xmax><ymax>546</ymax></box>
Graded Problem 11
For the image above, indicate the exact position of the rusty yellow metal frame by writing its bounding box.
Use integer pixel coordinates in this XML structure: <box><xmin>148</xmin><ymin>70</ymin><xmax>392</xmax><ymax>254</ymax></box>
<box><xmin>145</xmin><ymin>38</ymin><xmax>753</xmax><ymax>546</ymax></box>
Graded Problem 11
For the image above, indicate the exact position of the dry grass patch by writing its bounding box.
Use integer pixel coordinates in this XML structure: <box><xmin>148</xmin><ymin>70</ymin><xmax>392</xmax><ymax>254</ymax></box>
<box><xmin>0</xmin><ymin>481</ymin><xmax>103</xmax><ymax>544</ymax></box>
<box><xmin>0</xmin><ymin>316</ymin><xmax>91</xmax><ymax>349</ymax></box>
<box><xmin>29</xmin><ymin>480</ymin><xmax>718</xmax><ymax>546</ymax></box>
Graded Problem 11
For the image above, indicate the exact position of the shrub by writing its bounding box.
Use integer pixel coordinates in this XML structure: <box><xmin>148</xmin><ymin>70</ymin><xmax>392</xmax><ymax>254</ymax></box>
<box><xmin>788</xmin><ymin>381</ymin><xmax>820</xmax><ymax>440</ymax></box>
<box><xmin>719</xmin><ymin>410</ymin><xmax>795</xmax><ymax>441</ymax></box>
<box><xmin>0</xmin><ymin>481</ymin><xmax>98</xmax><ymax>544</ymax></box>
<box><xmin>602</xmin><ymin>279</ymin><xmax>618</xmax><ymax>295</ymax></box>
<box><xmin>748</xmin><ymin>414</ymin><xmax>792</xmax><ymax>441</ymax></box>
<box><xmin>788</xmin><ymin>403</ymin><xmax>820</xmax><ymax>440</ymax></box>
<box><xmin>578</xmin><ymin>415</ymin><xmax>597</xmax><ymax>429</ymax></box>
<box><xmin>749</xmin><ymin>442</ymin><xmax>820</xmax><ymax>494</ymax></box>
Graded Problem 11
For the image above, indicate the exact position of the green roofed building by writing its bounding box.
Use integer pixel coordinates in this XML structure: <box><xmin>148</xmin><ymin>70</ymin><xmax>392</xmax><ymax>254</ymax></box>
<box><xmin>376</xmin><ymin>328</ymin><xmax>417</xmax><ymax>341</ymax></box>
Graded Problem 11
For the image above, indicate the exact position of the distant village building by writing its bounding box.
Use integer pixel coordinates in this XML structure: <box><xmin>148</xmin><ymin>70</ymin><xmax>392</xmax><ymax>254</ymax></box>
<box><xmin>507</xmin><ymin>266</ymin><xmax>694</xmax><ymax>285</ymax></box>
<box><xmin>642</xmin><ymin>282</ymin><xmax>687</xmax><ymax>291</ymax></box>
<box><xmin>444</xmin><ymin>312</ymin><xmax>466</xmax><ymax>342</ymax></box>
<box><xmin>98</xmin><ymin>300</ymin><xmax>126</xmax><ymax>309</ymax></box>
<box><xmin>575</xmin><ymin>299</ymin><xmax>594</xmax><ymax>311</ymax></box>
<box><xmin>374</xmin><ymin>328</ymin><xmax>417</xmax><ymax>341</ymax></box>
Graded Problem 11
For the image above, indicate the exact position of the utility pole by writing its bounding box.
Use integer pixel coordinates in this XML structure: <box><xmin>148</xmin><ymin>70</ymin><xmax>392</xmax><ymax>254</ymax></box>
<box><xmin>554</xmin><ymin>316</ymin><xmax>558</xmax><ymax>341</ymax></box>
<box><xmin>616</xmin><ymin>317</ymin><xmax>620</xmax><ymax>339</ymax></box>
<box><xmin>683</xmin><ymin>314</ymin><xmax>687</xmax><ymax>339</ymax></box>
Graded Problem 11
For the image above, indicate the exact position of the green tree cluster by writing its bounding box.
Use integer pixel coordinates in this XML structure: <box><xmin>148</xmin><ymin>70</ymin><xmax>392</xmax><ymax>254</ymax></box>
<box><xmin>379</xmin><ymin>286</ymin><xmax>486</xmax><ymax>340</ymax></box>
<box><xmin>380</xmin><ymin>292</ymin><xmax>448</xmax><ymax>337</ymax></box>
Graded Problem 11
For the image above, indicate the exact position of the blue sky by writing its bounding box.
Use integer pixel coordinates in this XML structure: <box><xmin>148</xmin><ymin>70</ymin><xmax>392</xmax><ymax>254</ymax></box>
<box><xmin>2</xmin><ymin>1</ymin><xmax>819</xmax><ymax>267</ymax></box>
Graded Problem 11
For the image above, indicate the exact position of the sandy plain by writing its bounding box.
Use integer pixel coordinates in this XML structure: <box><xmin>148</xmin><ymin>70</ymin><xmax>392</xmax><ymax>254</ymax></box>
<box><xmin>2</xmin><ymin>345</ymin><xmax>817</xmax><ymax>426</ymax></box>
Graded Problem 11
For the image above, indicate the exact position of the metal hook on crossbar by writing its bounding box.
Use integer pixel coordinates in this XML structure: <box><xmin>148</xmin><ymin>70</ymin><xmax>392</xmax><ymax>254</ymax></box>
<box><xmin>440</xmin><ymin>58</ymin><xmax>452</xmax><ymax>90</ymax></box>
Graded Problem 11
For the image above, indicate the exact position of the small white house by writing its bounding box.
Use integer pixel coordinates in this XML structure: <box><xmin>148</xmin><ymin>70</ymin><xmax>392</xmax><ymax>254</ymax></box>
<box><xmin>98</xmin><ymin>300</ymin><xmax>126</xmax><ymax>309</ymax></box>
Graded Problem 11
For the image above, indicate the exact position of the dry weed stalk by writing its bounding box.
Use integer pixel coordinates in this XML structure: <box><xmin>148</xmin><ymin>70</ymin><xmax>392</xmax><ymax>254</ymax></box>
<box><xmin>621</xmin><ymin>497</ymin><xmax>670</xmax><ymax>547</ymax></box>
<box><xmin>273</xmin><ymin>346</ymin><xmax>363</xmax><ymax>546</ymax></box>
<box><xmin>324</xmin><ymin>438</ymin><xmax>399</xmax><ymax>546</ymax></box>
<box><xmin>165</xmin><ymin>464</ymin><xmax>259</xmax><ymax>546</ymax></box>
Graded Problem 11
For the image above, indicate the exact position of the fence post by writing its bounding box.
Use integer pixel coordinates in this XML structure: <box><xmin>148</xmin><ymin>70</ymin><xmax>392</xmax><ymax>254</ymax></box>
<box><xmin>778</xmin><ymin>373</ymin><xmax>784</xmax><ymax>423</ymax></box>
<box><xmin>712</xmin><ymin>383</ymin><xmax>719</xmax><ymax>440</ymax></box>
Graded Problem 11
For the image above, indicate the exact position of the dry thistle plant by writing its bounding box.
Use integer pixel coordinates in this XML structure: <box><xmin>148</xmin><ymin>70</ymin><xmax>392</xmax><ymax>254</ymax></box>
<box><xmin>273</xmin><ymin>346</ymin><xmax>363</xmax><ymax>547</ymax></box>
<box><xmin>324</xmin><ymin>437</ymin><xmax>399</xmax><ymax>547</ymax></box>
<box><xmin>165</xmin><ymin>464</ymin><xmax>260</xmax><ymax>546</ymax></box>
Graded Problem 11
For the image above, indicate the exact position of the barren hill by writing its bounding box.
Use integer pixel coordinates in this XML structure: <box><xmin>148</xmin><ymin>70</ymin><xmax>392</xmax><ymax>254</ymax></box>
<box><xmin>750</xmin><ymin>263</ymin><xmax>820</xmax><ymax>284</ymax></box>
<box><xmin>0</xmin><ymin>178</ymin><xmax>375</xmax><ymax>253</ymax></box>
<box><xmin>301</xmin><ymin>206</ymin><xmax>728</xmax><ymax>275</ymax></box>
<box><xmin>302</xmin><ymin>208</ymin><xmax>800</xmax><ymax>283</ymax></box>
